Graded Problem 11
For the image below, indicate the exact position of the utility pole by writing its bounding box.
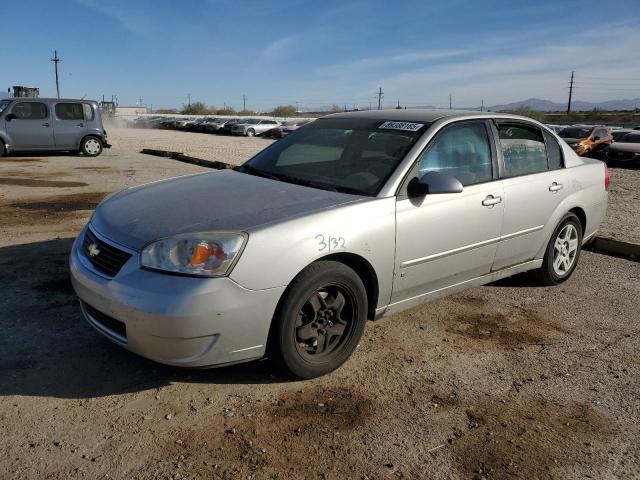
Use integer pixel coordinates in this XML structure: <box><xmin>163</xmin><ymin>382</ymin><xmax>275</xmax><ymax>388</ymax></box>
<box><xmin>449</xmin><ymin>93</ymin><xmax>452</xmax><ymax>109</ymax></box>
<box><xmin>51</xmin><ymin>50</ymin><xmax>61</xmax><ymax>98</ymax></box>
<box><xmin>567</xmin><ymin>71</ymin><xmax>574</xmax><ymax>114</ymax></box>
<box><xmin>187</xmin><ymin>93</ymin><xmax>191</xmax><ymax>107</ymax></box>
<box><xmin>480</xmin><ymin>99</ymin><xmax>484</xmax><ymax>112</ymax></box>
<box><xmin>397</xmin><ymin>99</ymin><xmax>401</xmax><ymax>109</ymax></box>
<box><xmin>243</xmin><ymin>94</ymin><xmax>246</xmax><ymax>112</ymax></box>
<box><xmin>138</xmin><ymin>96</ymin><xmax>143</xmax><ymax>106</ymax></box>
<box><xmin>377</xmin><ymin>87</ymin><xmax>384</xmax><ymax>110</ymax></box>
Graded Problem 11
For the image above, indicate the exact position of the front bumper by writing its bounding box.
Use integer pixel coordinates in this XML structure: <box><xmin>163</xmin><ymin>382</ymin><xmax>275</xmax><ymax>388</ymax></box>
<box><xmin>69</xmin><ymin>228</ymin><xmax>285</xmax><ymax>368</ymax></box>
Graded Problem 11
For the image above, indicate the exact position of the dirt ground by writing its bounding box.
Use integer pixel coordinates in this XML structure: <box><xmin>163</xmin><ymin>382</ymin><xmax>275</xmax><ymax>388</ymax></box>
<box><xmin>1</xmin><ymin>128</ymin><xmax>639</xmax><ymax>479</ymax></box>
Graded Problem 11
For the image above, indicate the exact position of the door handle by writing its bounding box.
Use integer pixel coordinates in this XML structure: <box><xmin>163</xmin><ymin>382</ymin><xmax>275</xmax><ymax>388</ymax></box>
<box><xmin>482</xmin><ymin>195</ymin><xmax>502</xmax><ymax>207</ymax></box>
<box><xmin>549</xmin><ymin>182</ymin><xmax>563</xmax><ymax>192</ymax></box>
<box><xmin>42</xmin><ymin>122</ymin><xmax>50</xmax><ymax>127</ymax></box>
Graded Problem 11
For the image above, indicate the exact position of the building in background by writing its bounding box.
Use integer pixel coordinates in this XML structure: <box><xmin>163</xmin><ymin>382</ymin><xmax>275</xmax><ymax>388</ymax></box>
<box><xmin>9</xmin><ymin>86</ymin><xmax>40</xmax><ymax>98</ymax></box>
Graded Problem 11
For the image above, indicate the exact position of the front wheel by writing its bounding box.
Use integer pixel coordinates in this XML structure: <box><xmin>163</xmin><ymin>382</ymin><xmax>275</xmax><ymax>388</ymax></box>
<box><xmin>0</xmin><ymin>141</ymin><xmax>5</xmax><ymax>157</ymax></box>
<box><xmin>534</xmin><ymin>213</ymin><xmax>582</xmax><ymax>285</ymax></box>
<box><xmin>80</xmin><ymin>136</ymin><xmax>103</xmax><ymax>157</ymax></box>
<box><xmin>246</xmin><ymin>128</ymin><xmax>255</xmax><ymax>137</ymax></box>
<box><xmin>270</xmin><ymin>261</ymin><xmax>368</xmax><ymax>379</ymax></box>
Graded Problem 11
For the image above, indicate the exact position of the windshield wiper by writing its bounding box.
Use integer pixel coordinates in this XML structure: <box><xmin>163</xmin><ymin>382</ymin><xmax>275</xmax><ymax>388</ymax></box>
<box><xmin>237</xmin><ymin>164</ymin><xmax>280</xmax><ymax>181</ymax></box>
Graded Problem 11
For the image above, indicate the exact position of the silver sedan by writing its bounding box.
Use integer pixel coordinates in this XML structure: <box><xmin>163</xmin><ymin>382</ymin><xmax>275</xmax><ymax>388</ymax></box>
<box><xmin>70</xmin><ymin>109</ymin><xmax>608</xmax><ymax>378</ymax></box>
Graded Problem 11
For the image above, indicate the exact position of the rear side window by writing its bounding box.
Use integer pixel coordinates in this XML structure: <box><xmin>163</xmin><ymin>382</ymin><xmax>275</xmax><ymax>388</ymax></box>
<box><xmin>498</xmin><ymin>124</ymin><xmax>548</xmax><ymax>177</ymax></box>
<box><xmin>12</xmin><ymin>102</ymin><xmax>48</xmax><ymax>119</ymax></box>
<box><xmin>417</xmin><ymin>121</ymin><xmax>492</xmax><ymax>186</ymax></box>
<box><xmin>543</xmin><ymin>131</ymin><xmax>563</xmax><ymax>170</ymax></box>
<box><xmin>55</xmin><ymin>103</ymin><xmax>84</xmax><ymax>120</ymax></box>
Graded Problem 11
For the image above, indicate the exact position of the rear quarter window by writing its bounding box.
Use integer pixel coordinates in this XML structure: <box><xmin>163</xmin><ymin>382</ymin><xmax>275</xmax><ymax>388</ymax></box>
<box><xmin>543</xmin><ymin>131</ymin><xmax>563</xmax><ymax>170</ymax></box>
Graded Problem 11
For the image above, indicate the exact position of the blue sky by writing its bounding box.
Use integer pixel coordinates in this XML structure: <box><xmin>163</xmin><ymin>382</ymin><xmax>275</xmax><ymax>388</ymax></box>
<box><xmin>2</xmin><ymin>0</ymin><xmax>640</xmax><ymax>110</ymax></box>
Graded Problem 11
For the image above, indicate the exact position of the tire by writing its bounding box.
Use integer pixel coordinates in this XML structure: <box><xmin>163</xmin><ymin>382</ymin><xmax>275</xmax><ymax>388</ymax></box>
<box><xmin>246</xmin><ymin>128</ymin><xmax>255</xmax><ymax>137</ymax></box>
<box><xmin>80</xmin><ymin>136</ymin><xmax>103</xmax><ymax>157</ymax></box>
<box><xmin>270</xmin><ymin>261</ymin><xmax>368</xmax><ymax>379</ymax></box>
<box><xmin>0</xmin><ymin>140</ymin><xmax>5</xmax><ymax>157</ymax></box>
<box><xmin>534</xmin><ymin>213</ymin><xmax>583</xmax><ymax>286</ymax></box>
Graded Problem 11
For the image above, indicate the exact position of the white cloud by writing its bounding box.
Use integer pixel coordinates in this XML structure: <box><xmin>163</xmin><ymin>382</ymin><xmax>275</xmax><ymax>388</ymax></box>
<box><xmin>262</xmin><ymin>35</ymin><xmax>298</xmax><ymax>61</ymax></box>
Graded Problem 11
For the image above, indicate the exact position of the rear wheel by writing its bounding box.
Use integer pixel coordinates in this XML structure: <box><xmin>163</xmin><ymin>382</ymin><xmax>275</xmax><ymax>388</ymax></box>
<box><xmin>80</xmin><ymin>136</ymin><xmax>103</xmax><ymax>157</ymax></box>
<box><xmin>271</xmin><ymin>261</ymin><xmax>368</xmax><ymax>379</ymax></box>
<box><xmin>534</xmin><ymin>213</ymin><xmax>582</xmax><ymax>285</ymax></box>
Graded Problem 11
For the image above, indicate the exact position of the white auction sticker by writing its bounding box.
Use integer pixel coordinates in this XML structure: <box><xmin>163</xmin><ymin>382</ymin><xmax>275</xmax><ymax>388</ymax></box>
<box><xmin>379</xmin><ymin>121</ymin><xmax>424</xmax><ymax>132</ymax></box>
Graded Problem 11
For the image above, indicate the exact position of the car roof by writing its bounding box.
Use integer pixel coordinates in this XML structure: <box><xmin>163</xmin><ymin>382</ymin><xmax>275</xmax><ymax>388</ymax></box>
<box><xmin>324</xmin><ymin>108</ymin><xmax>494</xmax><ymax>123</ymax></box>
<box><xmin>5</xmin><ymin>97</ymin><xmax>98</xmax><ymax>103</ymax></box>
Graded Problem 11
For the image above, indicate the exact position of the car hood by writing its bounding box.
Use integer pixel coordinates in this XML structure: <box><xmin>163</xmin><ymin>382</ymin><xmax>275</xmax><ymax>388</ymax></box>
<box><xmin>607</xmin><ymin>143</ymin><xmax>640</xmax><ymax>153</ymax></box>
<box><xmin>91</xmin><ymin>169</ymin><xmax>364</xmax><ymax>250</ymax></box>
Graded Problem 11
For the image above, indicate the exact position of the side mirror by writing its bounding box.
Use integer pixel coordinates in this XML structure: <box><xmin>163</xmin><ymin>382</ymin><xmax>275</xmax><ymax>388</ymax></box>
<box><xmin>408</xmin><ymin>171</ymin><xmax>463</xmax><ymax>197</ymax></box>
<box><xmin>5</xmin><ymin>113</ymin><xmax>16</xmax><ymax>121</ymax></box>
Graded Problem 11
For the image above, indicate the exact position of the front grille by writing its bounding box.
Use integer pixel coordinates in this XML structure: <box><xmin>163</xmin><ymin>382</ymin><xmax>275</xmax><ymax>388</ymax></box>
<box><xmin>82</xmin><ymin>302</ymin><xmax>127</xmax><ymax>340</ymax></box>
<box><xmin>82</xmin><ymin>228</ymin><xmax>132</xmax><ymax>277</ymax></box>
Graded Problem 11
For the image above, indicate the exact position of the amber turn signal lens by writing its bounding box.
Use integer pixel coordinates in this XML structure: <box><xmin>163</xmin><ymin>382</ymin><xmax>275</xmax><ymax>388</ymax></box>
<box><xmin>189</xmin><ymin>241</ymin><xmax>224</xmax><ymax>268</ymax></box>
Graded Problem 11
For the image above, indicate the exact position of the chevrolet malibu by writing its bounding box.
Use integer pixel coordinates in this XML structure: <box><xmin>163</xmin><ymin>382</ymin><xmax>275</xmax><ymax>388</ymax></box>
<box><xmin>70</xmin><ymin>110</ymin><xmax>609</xmax><ymax>378</ymax></box>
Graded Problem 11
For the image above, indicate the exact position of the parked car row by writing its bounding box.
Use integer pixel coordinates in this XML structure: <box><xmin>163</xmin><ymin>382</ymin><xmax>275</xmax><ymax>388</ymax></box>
<box><xmin>130</xmin><ymin>115</ymin><xmax>316</xmax><ymax>137</ymax></box>
<box><xmin>551</xmin><ymin>124</ymin><xmax>640</xmax><ymax>166</ymax></box>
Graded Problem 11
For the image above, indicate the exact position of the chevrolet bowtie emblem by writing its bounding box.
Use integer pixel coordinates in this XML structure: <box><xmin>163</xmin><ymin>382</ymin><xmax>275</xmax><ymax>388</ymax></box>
<box><xmin>88</xmin><ymin>243</ymin><xmax>101</xmax><ymax>257</ymax></box>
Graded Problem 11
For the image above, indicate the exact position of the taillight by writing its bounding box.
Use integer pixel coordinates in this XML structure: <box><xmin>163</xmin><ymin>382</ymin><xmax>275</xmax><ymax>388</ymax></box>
<box><xmin>604</xmin><ymin>164</ymin><xmax>610</xmax><ymax>191</ymax></box>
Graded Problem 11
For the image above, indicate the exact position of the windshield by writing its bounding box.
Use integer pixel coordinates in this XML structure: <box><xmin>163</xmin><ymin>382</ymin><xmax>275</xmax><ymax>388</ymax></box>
<box><xmin>558</xmin><ymin>127</ymin><xmax>592</xmax><ymax>139</ymax></box>
<box><xmin>0</xmin><ymin>100</ymin><xmax>11</xmax><ymax>114</ymax></box>
<box><xmin>619</xmin><ymin>133</ymin><xmax>640</xmax><ymax>143</ymax></box>
<box><xmin>239</xmin><ymin>118</ymin><xmax>428</xmax><ymax>196</ymax></box>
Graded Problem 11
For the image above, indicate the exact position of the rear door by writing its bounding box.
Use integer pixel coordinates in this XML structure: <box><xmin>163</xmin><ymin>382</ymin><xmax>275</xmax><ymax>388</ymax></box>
<box><xmin>53</xmin><ymin>102</ymin><xmax>88</xmax><ymax>149</ymax></box>
<box><xmin>392</xmin><ymin>120</ymin><xmax>504</xmax><ymax>303</ymax></box>
<box><xmin>491</xmin><ymin>121</ymin><xmax>570</xmax><ymax>270</ymax></box>
<box><xmin>5</xmin><ymin>101</ymin><xmax>55</xmax><ymax>149</ymax></box>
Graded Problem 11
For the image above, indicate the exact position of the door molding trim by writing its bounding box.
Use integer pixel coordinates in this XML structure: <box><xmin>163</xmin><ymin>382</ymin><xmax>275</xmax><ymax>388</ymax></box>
<box><xmin>400</xmin><ymin>224</ymin><xmax>544</xmax><ymax>268</ymax></box>
<box><xmin>376</xmin><ymin>258</ymin><xmax>543</xmax><ymax>318</ymax></box>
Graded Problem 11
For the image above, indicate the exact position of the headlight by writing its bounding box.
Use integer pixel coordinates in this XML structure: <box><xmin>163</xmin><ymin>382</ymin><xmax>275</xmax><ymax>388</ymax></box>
<box><xmin>140</xmin><ymin>232</ymin><xmax>247</xmax><ymax>277</ymax></box>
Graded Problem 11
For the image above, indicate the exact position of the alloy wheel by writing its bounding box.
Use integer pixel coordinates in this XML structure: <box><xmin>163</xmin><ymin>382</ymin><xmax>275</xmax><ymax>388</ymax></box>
<box><xmin>552</xmin><ymin>223</ymin><xmax>579</xmax><ymax>276</ymax></box>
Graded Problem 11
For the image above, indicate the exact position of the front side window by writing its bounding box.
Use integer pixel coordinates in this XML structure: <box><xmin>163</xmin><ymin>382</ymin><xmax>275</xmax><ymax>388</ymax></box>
<box><xmin>12</xmin><ymin>102</ymin><xmax>48</xmax><ymax>119</ymax></box>
<box><xmin>498</xmin><ymin>124</ymin><xmax>548</xmax><ymax>177</ymax></box>
<box><xmin>242</xmin><ymin>118</ymin><xmax>427</xmax><ymax>196</ymax></box>
<box><xmin>0</xmin><ymin>100</ymin><xmax>10</xmax><ymax>114</ymax></box>
<box><xmin>416</xmin><ymin>122</ymin><xmax>492</xmax><ymax>186</ymax></box>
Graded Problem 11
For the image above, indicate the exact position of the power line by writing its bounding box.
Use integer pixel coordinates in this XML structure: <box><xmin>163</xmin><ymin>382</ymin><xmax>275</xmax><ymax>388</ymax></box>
<box><xmin>51</xmin><ymin>50</ymin><xmax>61</xmax><ymax>98</ymax></box>
<box><xmin>567</xmin><ymin>71</ymin><xmax>574</xmax><ymax>114</ymax></box>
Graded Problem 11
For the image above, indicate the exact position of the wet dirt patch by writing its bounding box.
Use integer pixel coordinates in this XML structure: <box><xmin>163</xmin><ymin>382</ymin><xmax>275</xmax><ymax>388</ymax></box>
<box><xmin>135</xmin><ymin>386</ymin><xmax>375</xmax><ymax>479</ymax></box>
<box><xmin>74</xmin><ymin>166</ymin><xmax>112</xmax><ymax>171</ymax></box>
<box><xmin>10</xmin><ymin>192</ymin><xmax>107</xmax><ymax>212</ymax></box>
<box><xmin>452</xmin><ymin>397</ymin><xmax>618</xmax><ymax>479</ymax></box>
<box><xmin>446</xmin><ymin>300</ymin><xmax>567</xmax><ymax>349</ymax></box>
<box><xmin>0</xmin><ymin>192</ymin><xmax>107</xmax><ymax>227</ymax></box>
<box><xmin>0</xmin><ymin>177</ymin><xmax>88</xmax><ymax>188</ymax></box>
<box><xmin>0</xmin><ymin>158</ymin><xmax>43</xmax><ymax>163</ymax></box>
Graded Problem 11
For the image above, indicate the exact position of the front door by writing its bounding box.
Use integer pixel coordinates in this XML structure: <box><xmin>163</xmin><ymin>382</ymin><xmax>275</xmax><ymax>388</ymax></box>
<box><xmin>392</xmin><ymin>120</ymin><xmax>504</xmax><ymax>305</ymax></box>
<box><xmin>5</xmin><ymin>101</ymin><xmax>55</xmax><ymax>149</ymax></box>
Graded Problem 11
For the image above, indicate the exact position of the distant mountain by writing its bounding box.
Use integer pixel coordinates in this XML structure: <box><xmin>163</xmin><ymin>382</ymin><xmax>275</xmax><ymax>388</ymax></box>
<box><xmin>488</xmin><ymin>97</ymin><xmax>640</xmax><ymax>112</ymax></box>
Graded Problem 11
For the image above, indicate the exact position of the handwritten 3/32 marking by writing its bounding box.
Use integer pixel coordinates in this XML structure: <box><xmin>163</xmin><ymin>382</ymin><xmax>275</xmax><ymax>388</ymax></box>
<box><xmin>315</xmin><ymin>234</ymin><xmax>346</xmax><ymax>252</ymax></box>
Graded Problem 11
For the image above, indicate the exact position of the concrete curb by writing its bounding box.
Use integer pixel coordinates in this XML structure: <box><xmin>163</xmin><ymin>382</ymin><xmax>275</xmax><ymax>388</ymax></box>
<box><xmin>590</xmin><ymin>237</ymin><xmax>639</xmax><ymax>261</ymax></box>
<box><xmin>140</xmin><ymin>149</ymin><xmax>234</xmax><ymax>170</ymax></box>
